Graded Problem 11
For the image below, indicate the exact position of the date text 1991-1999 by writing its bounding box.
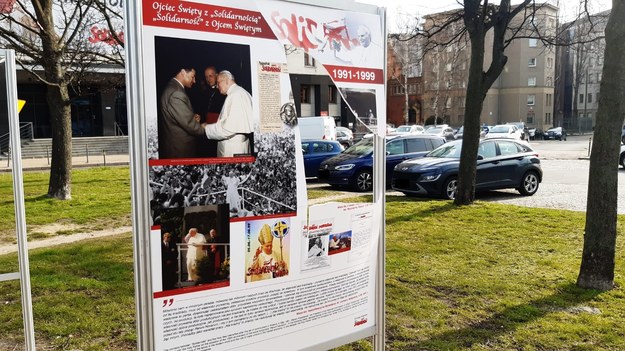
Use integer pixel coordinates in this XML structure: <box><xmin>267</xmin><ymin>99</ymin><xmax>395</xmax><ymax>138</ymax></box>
<box><xmin>328</xmin><ymin>66</ymin><xmax>382</xmax><ymax>84</ymax></box>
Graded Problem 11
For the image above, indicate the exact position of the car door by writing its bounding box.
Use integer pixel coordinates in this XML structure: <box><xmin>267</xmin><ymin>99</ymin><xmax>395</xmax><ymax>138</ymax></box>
<box><xmin>475</xmin><ymin>140</ymin><xmax>500</xmax><ymax>188</ymax></box>
<box><xmin>306</xmin><ymin>142</ymin><xmax>336</xmax><ymax>177</ymax></box>
<box><xmin>385</xmin><ymin>138</ymin><xmax>407</xmax><ymax>180</ymax></box>
<box><xmin>492</xmin><ymin>140</ymin><xmax>526</xmax><ymax>186</ymax></box>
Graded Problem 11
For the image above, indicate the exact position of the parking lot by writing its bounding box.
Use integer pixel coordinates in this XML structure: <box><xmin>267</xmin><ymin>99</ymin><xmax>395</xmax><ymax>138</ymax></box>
<box><xmin>309</xmin><ymin>133</ymin><xmax>625</xmax><ymax>214</ymax></box>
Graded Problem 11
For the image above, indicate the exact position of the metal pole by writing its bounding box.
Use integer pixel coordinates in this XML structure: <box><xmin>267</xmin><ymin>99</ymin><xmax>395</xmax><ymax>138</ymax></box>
<box><xmin>373</xmin><ymin>7</ymin><xmax>387</xmax><ymax>351</ymax></box>
<box><xmin>583</xmin><ymin>68</ymin><xmax>588</xmax><ymax>135</ymax></box>
<box><xmin>86</xmin><ymin>144</ymin><xmax>89</xmax><ymax>163</ymax></box>
<box><xmin>103</xmin><ymin>150</ymin><xmax>106</xmax><ymax>166</ymax></box>
<box><xmin>125</xmin><ymin>0</ymin><xmax>154</xmax><ymax>349</ymax></box>
<box><xmin>46</xmin><ymin>146</ymin><xmax>49</xmax><ymax>165</ymax></box>
<box><xmin>3</xmin><ymin>49</ymin><xmax>36</xmax><ymax>350</ymax></box>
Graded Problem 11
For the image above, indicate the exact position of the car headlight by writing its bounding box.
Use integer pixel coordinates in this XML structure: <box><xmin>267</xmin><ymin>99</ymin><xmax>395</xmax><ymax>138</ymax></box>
<box><xmin>335</xmin><ymin>164</ymin><xmax>355</xmax><ymax>171</ymax></box>
<box><xmin>418</xmin><ymin>173</ymin><xmax>441</xmax><ymax>182</ymax></box>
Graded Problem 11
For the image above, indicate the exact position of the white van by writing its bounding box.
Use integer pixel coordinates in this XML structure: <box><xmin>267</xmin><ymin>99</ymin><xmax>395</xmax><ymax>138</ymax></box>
<box><xmin>298</xmin><ymin>116</ymin><xmax>336</xmax><ymax>141</ymax></box>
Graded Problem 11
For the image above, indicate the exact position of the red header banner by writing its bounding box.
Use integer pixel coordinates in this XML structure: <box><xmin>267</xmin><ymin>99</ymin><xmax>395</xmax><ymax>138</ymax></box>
<box><xmin>143</xmin><ymin>0</ymin><xmax>276</xmax><ymax>39</ymax></box>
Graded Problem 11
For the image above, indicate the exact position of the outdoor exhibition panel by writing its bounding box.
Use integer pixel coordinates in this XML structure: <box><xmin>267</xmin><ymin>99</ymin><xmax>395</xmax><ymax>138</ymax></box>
<box><xmin>125</xmin><ymin>1</ymin><xmax>386</xmax><ymax>350</ymax></box>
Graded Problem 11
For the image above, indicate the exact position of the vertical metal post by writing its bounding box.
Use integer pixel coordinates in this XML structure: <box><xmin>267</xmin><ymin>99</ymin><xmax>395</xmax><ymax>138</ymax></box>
<box><xmin>86</xmin><ymin>144</ymin><xmax>89</xmax><ymax>163</ymax></box>
<box><xmin>103</xmin><ymin>151</ymin><xmax>106</xmax><ymax>166</ymax></box>
<box><xmin>125</xmin><ymin>0</ymin><xmax>154</xmax><ymax>350</ymax></box>
<box><xmin>373</xmin><ymin>7</ymin><xmax>387</xmax><ymax>351</ymax></box>
<box><xmin>46</xmin><ymin>146</ymin><xmax>50</xmax><ymax>165</ymax></box>
<box><xmin>3</xmin><ymin>49</ymin><xmax>36</xmax><ymax>350</ymax></box>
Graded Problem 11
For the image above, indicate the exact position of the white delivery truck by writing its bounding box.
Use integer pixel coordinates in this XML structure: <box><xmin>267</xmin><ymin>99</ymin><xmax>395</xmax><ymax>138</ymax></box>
<box><xmin>297</xmin><ymin>116</ymin><xmax>337</xmax><ymax>140</ymax></box>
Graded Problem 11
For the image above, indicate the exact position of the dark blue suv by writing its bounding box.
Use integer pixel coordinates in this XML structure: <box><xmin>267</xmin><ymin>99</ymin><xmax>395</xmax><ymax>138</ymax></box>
<box><xmin>317</xmin><ymin>134</ymin><xmax>446</xmax><ymax>192</ymax></box>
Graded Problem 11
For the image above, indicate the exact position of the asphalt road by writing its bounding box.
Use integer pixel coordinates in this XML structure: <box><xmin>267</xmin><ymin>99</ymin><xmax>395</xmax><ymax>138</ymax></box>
<box><xmin>477</xmin><ymin>134</ymin><xmax>625</xmax><ymax>214</ymax></box>
<box><xmin>310</xmin><ymin>133</ymin><xmax>625</xmax><ymax>214</ymax></box>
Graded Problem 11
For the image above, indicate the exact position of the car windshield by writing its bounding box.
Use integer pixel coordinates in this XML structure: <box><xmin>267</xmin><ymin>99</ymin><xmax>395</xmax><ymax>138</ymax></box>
<box><xmin>457</xmin><ymin>126</ymin><xmax>464</xmax><ymax>133</ymax></box>
<box><xmin>489</xmin><ymin>126</ymin><xmax>509</xmax><ymax>133</ymax></box>
<box><xmin>426</xmin><ymin>141</ymin><xmax>462</xmax><ymax>158</ymax></box>
<box><xmin>396</xmin><ymin>126</ymin><xmax>411</xmax><ymax>132</ymax></box>
<box><xmin>342</xmin><ymin>137</ymin><xmax>373</xmax><ymax>155</ymax></box>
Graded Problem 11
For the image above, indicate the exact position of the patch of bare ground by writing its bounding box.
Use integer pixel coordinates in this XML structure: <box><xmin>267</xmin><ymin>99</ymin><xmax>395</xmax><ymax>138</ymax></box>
<box><xmin>0</xmin><ymin>219</ymin><xmax>132</xmax><ymax>256</ymax></box>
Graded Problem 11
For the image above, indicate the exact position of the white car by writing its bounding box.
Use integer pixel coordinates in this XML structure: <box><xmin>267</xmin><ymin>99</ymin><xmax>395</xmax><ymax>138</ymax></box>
<box><xmin>485</xmin><ymin>124</ymin><xmax>522</xmax><ymax>140</ymax></box>
<box><xmin>620</xmin><ymin>144</ymin><xmax>625</xmax><ymax>168</ymax></box>
<box><xmin>389</xmin><ymin>125</ymin><xmax>425</xmax><ymax>136</ymax></box>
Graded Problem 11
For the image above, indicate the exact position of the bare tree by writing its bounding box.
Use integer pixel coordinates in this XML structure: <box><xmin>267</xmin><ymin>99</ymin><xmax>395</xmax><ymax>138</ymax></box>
<box><xmin>0</xmin><ymin>0</ymin><xmax>123</xmax><ymax>199</ymax></box>
<box><xmin>388</xmin><ymin>33</ymin><xmax>422</xmax><ymax>125</ymax></box>
<box><xmin>577</xmin><ymin>1</ymin><xmax>625</xmax><ymax>291</ymax></box>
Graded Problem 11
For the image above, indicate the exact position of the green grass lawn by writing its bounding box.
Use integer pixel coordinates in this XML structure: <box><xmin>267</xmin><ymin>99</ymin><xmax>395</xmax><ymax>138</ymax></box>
<box><xmin>0</xmin><ymin>167</ymin><xmax>131</xmax><ymax>243</ymax></box>
<box><xmin>1</xmin><ymin>172</ymin><xmax>624</xmax><ymax>350</ymax></box>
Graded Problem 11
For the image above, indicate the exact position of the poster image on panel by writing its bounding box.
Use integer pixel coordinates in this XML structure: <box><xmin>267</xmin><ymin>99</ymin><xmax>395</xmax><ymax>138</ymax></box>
<box><xmin>153</xmin><ymin>204</ymin><xmax>231</xmax><ymax>297</ymax></box>
<box><xmin>245</xmin><ymin>218</ymin><xmax>290</xmax><ymax>283</ymax></box>
<box><xmin>328</xmin><ymin>230</ymin><xmax>352</xmax><ymax>255</ymax></box>
<box><xmin>149</xmin><ymin>158</ymin><xmax>297</xmax><ymax>221</ymax></box>
<box><xmin>151</xmin><ymin>36</ymin><xmax>255</xmax><ymax>161</ymax></box>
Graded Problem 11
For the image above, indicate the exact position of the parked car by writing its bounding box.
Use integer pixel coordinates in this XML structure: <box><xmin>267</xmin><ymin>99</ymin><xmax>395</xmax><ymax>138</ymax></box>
<box><xmin>390</xmin><ymin>125</ymin><xmax>425</xmax><ymax>136</ymax></box>
<box><xmin>544</xmin><ymin>127</ymin><xmax>567</xmax><ymax>141</ymax></box>
<box><xmin>363</xmin><ymin>124</ymin><xmax>397</xmax><ymax>138</ymax></box>
<box><xmin>529</xmin><ymin>128</ymin><xmax>544</xmax><ymax>140</ymax></box>
<box><xmin>485</xmin><ymin>124</ymin><xmax>522</xmax><ymax>140</ymax></box>
<box><xmin>621</xmin><ymin>125</ymin><xmax>625</xmax><ymax>144</ymax></box>
<box><xmin>424</xmin><ymin>126</ymin><xmax>456</xmax><ymax>141</ymax></box>
<box><xmin>506</xmin><ymin>122</ymin><xmax>530</xmax><ymax>141</ymax></box>
<box><xmin>620</xmin><ymin>144</ymin><xmax>625</xmax><ymax>168</ymax></box>
<box><xmin>454</xmin><ymin>126</ymin><xmax>488</xmax><ymax>140</ymax></box>
<box><xmin>392</xmin><ymin>138</ymin><xmax>542</xmax><ymax>200</ymax></box>
<box><xmin>336</xmin><ymin>126</ymin><xmax>353</xmax><ymax>138</ymax></box>
<box><xmin>317</xmin><ymin>134</ymin><xmax>447</xmax><ymax>191</ymax></box>
<box><xmin>336</xmin><ymin>130</ymin><xmax>353</xmax><ymax>148</ymax></box>
<box><xmin>301</xmin><ymin>140</ymin><xmax>344</xmax><ymax>178</ymax></box>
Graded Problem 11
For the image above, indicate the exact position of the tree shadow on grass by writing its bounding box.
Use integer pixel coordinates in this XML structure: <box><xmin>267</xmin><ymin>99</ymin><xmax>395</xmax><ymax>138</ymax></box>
<box><xmin>386</xmin><ymin>196</ymin><xmax>457</xmax><ymax>225</ymax></box>
<box><xmin>402</xmin><ymin>282</ymin><xmax>604</xmax><ymax>350</ymax></box>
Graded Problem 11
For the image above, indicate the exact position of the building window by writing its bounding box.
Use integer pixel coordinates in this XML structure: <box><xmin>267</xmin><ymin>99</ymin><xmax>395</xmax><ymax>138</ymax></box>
<box><xmin>546</xmin><ymin>94</ymin><xmax>552</xmax><ymax>106</ymax></box>
<box><xmin>547</xmin><ymin>57</ymin><xmax>553</xmax><ymax>68</ymax></box>
<box><xmin>446</xmin><ymin>97</ymin><xmax>452</xmax><ymax>109</ymax></box>
<box><xmin>328</xmin><ymin>85</ymin><xmax>337</xmax><ymax>104</ymax></box>
<box><xmin>587</xmin><ymin>112</ymin><xmax>592</xmax><ymax>119</ymax></box>
<box><xmin>304</xmin><ymin>53</ymin><xmax>315</xmax><ymax>66</ymax></box>
<box><xmin>528</xmin><ymin>58</ymin><xmax>536</xmax><ymax>67</ymax></box>
<box><xmin>446</xmin><ymin>81</ymin><xmax>452</xmax><ymax>89</ymax></box>
<box><xmin>579</xmin><ymin>93</ymin><xmax>584</xmax><ymax>104</ymax></box>
<box><xmin>528</xmin><ymin>77</ymin><xmax>536</xmax><ymax>86</ymax></box>
<box><xmin>527</xmin><ymin>94</ymin><xmax>535</xmax><ymax>105</ymax></box>
<box><xmin>545</xmin><ymin>113</ymin><xmax>551</xmax><ymax>124</ymax></box>
<box><xmin>529</xmin><ymin>38</ymin><xmax>538</xmax><ymax>47</ymax></box>
<box><xmin>587</xmin><ymin>93</ymin><xmax>592</xmax><ymax>103</ymax></box>
<box><xmin>301</xmin><ymin>85</ymin><xmax>311</xmax><ymax>104</ymax></box>
<box><xmin>527</xmin><ymin>112</ymin><xmax>535</xmax><ymax>124</ymax></box>
<box><xmin>546</xmin><ymin>77</ymin><xmax>553</xmax><ymax>86</ymax></box>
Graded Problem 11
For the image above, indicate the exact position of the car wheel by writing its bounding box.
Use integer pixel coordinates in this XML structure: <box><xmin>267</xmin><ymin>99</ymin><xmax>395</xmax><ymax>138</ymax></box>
<box><xmin>518</xmin><ymin>171</ymin><xmax>539</xmax><ymax>196</ymax></box>
<box><xmin>354</xmin><ymin>169</ymin><xmax>373</xmax><ymax>192</ymax></box>
<box><xmin>620</xmin><ymin>153</ymin><xmax>625</xmax><ymax>168</ymax></box>
<box><xmin>441</xmin><ymin>176</ymin><xmax>458</xmax><ymax>200</ymax></box>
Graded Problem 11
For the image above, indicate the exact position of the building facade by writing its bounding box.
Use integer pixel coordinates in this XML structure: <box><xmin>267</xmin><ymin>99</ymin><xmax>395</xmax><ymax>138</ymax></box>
<box><xmin>421</xmin><ymin>4</ymin><xmax>558</xmax><ymax>131</ymax></box>
<box><xmin>555</xmin><ymin>10</ymin><xmax>609</xmax><ymax>133</ymax></box>
<box><xmin>386</xmin><ymin>34</ymin><xmax>423</xmax><ymax>127</ymax></box>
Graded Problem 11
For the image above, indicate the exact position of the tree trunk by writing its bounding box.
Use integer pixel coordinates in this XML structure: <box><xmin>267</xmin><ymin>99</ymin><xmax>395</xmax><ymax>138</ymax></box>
<box><xmin>577</xmin><ymin>1</ymin><xmax>625</xmax><ymax>291</ymax></box>
<box><xmin>46</xmin><ymin>82</ymin><xmax>72</xmax><ymax>200</ymax></box>
<box><xmin>454</xmin><ymin>31</ymin><xmax>486</xmax><ymax>205</ymax></box>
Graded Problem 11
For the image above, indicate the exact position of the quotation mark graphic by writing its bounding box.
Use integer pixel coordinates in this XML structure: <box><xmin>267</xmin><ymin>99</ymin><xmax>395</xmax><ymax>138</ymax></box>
<box><xmin>162</xmin><ymin>299</ymin><xmax>174</xmax><ymax>307</ymax></box>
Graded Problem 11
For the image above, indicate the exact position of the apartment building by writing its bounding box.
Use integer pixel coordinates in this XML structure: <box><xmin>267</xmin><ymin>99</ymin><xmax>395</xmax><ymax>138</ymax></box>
<box><xmin>387</xmin><ymin>34</ymin><xmax>424</xmax><ymax>127</ymax></box>
<box><xmin>421</xmin><ymin>4</ymin><xmax>558</xmax><ymax>130</ymax></box>
<box><xmin>555</xmin><ymin>10</ymin><xmax>609</xmax><ymax>132</ymax></box>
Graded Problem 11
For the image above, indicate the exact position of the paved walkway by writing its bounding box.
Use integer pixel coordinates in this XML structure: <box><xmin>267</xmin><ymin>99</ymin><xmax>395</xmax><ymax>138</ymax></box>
<box><xmin>0</xmin><ymin>154</ymin><xmax>130</xmax><ymax>171</ymax></box>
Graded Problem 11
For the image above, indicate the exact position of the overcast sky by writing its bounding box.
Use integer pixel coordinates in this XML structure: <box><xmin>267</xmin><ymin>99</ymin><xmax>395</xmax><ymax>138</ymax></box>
<box><xmin>356</xmin><ymin>0</ymin><xmax>613</xmax><ymax>31</ymax></box>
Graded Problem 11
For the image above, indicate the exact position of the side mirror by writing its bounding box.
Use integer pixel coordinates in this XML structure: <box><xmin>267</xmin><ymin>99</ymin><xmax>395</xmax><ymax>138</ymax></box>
<box><xmin>477</xmin><ymin>154</ymin><xmax>484</xmax><ymax>160</ymax></box>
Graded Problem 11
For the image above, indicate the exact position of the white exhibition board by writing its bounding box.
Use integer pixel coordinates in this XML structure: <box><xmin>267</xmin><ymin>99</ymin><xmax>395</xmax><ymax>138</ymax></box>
<box><xmin>125</xmin><ymin>1</ymin><xmax>386</xmax><ymax>350</ymax></box>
